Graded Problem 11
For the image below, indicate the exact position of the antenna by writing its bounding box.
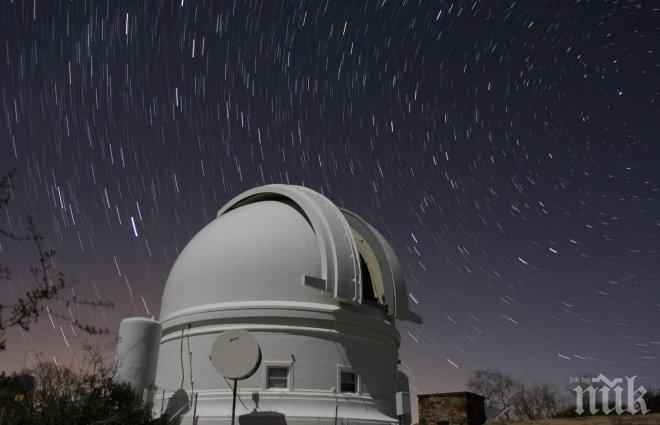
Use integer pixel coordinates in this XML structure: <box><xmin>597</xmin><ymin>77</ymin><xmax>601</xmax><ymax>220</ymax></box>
<box><xmin>210</xmin><ymin>329</ymin><xmax>261</xmax><ymax>424</ymax></box>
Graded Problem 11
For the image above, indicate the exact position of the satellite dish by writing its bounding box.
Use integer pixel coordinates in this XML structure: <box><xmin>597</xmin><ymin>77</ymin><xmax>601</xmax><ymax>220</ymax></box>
<box><xmin>210</xmin><ymin>329</ymin><xmax>261</xmax><ymax>380</ymax></box>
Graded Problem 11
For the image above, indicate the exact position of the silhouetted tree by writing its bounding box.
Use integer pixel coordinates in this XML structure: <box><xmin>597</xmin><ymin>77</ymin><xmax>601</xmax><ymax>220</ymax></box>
<box><xmin>468</xmin><ymin>369</ymin><xmax>566</xmax><ymax>422</ymax></box>
<box><xmin>510</xmin><ymin>380</ymin><xmax>560</xmax><ymax>420</ymax></box>
<box><xmin>0</xmin><ymin>168</ymin><xmax>112</xmax><ymax>351</ymax></box>
<box><xmin>0</xmin><ymin>347</ymin><xmax>166</xmax><ymax>424</ymax></box>
<box><xmin>467</xmin><ymin>369</ymin><xmax>516</xmax><ymax>421</ymax></box>
<box><xmin>643</xmin><ymin>387</ymin><xmax>659</xmax><ymax>414</ymax></box>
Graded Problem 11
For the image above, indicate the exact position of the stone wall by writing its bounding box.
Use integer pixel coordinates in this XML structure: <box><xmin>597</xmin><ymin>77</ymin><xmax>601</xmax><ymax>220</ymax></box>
<box><xmin>418</xmin><ymin>392</ymin><xmax>485</xmax><ymax>425</ymax></box>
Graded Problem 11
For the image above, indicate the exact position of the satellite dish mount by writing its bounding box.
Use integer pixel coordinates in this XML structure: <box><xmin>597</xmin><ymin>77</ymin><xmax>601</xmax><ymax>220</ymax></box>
<box><xmin>210</xmin><ymin>329</ymin><xmax>262</xmax><ymax>425</ymax></box>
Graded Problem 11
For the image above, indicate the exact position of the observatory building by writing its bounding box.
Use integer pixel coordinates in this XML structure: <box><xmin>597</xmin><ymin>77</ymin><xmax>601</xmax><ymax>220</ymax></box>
<box><xmin>116</xmin><ymin>184</ymin><xmax>421</xmax><ymax>424</ymax></box>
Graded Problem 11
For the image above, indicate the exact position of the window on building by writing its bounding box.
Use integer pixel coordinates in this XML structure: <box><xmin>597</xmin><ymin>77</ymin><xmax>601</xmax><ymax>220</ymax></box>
<box><xmin>340</xmin><ymin>371</ymin><xmax>357</xmax><ymax>393</ymax></box>
<box><xmin>267</xmin><ymin>367</ymin><xmax>289</xmax><ymax>389</ymax></box>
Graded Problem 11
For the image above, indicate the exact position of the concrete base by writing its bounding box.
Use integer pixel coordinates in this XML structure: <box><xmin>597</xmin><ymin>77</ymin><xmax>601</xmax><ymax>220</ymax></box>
<box><xmin>154</xmin><ymin>302</ymin><xmax>401</xmax><ymax>425</ymax></box>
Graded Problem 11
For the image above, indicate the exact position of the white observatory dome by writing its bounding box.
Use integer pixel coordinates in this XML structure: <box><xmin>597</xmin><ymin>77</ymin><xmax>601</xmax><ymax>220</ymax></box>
<box><xmin>160</xmin><ymin>199</ymin><xmax>328</xmax><ymax>319</ymax></box>
<box><xmin>140</xmin><ymin>185</ymin><xmax>421</xmax><ymax>425</ymax></box>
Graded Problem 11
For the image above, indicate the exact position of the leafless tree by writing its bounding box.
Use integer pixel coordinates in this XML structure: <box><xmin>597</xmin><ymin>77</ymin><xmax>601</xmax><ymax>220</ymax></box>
<box><xmin>0</xmin><ymin>168</ymin><xmax>112</xmax><ymax>351</ymax></box>
<box><xmin>511</xmin><ymin>381</ymin><xmax>560</xmax><ymax>420</ymax></box>
<box><xmin>467</xmin><ymin>369</ymin><xmax>516</xmax><ymax>421</ymax></box>
<box><xmin>468</xmin><ymin>369</ymin><xmax>564</xmax><ymax>421</ymax></box>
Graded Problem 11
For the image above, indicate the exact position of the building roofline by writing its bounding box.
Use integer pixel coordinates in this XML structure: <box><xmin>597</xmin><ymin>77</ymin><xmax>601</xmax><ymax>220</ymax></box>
<box><xmin>418</xmin><ymin>391</ymin><xmax>484</xmax><ymax>399</ymax></box>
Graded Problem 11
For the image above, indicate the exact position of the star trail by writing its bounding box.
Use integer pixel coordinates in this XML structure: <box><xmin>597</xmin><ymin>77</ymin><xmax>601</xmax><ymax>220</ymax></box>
<box><xmin>1</xmin><ymin>0</ymin><xmax>658</xmax><ymax>398</ymax></box>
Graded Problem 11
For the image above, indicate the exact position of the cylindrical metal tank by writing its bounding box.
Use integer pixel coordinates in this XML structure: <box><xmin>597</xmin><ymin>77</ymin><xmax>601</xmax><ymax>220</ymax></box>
<box><xmin>116</xmin><ymin>317</ymin><xmax>162</xmax><ymax>401</ymax></box>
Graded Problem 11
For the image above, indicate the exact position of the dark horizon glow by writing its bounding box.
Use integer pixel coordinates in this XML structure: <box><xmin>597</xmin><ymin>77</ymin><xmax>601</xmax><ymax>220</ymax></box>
<box><xmin>0</xmin><ymin>0</ymin><xmax>658</xmax><ymax>402</ymax></box>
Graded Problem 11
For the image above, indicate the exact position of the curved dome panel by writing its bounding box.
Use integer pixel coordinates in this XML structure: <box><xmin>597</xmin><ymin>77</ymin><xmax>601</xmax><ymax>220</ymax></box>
<box><xmin>341</xmin><ymin>209</ymin><xmax>422</xmax><ymax>324</ymax></box>
<box><xmin>160</xmin><ymin>184</ymin><xmax>421</xmax><ymax>325</ymax></box>
<box><xmin>217</xmin><ymin>184</ymin><xmax>363</xmax><ymax>304</ymax></box>
<box><xmin>160</xmin><ymin>199</ymin><xmax>327</xmax><ymax>320</ymax></box>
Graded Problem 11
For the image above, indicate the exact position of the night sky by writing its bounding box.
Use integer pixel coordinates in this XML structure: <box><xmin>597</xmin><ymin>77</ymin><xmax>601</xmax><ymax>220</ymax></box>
<box><xmin>1</xmin><ymin>0</ymin><xmax>658</xmax><ymax>401</ymax></box>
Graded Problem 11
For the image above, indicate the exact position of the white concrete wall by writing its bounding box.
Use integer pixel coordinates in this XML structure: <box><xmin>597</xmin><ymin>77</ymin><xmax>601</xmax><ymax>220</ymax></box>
<box><xmin>154</xmin><ymin>306</ymin><xmax>400</xmax><ymax>424</ymax></box>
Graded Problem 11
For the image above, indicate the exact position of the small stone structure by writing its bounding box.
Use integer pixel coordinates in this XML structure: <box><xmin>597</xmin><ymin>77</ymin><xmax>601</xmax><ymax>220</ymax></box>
<box><xmin>418</xmin><ymin>391</ymin><xmax>486</xmax><ymax>425</ymax></box>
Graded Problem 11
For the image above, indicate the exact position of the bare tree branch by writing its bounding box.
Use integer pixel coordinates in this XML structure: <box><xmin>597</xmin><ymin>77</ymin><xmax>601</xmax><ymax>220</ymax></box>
<box><xmin>0</xmin><ymin>168</ymin><xmax>112</xmax><ymax>352</ymax></box>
